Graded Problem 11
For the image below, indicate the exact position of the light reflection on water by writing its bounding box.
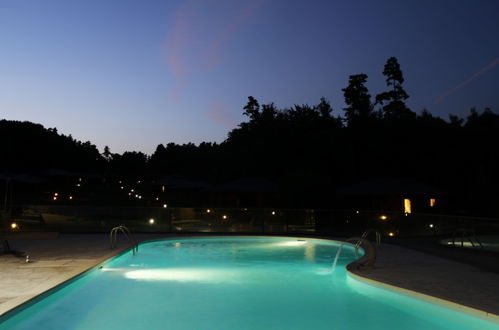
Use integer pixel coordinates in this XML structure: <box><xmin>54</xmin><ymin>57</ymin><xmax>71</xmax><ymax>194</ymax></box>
<box><xmin>1</xmin><ymin>237</ymin><xmax>497</xmax><ymax>330</ymax></box>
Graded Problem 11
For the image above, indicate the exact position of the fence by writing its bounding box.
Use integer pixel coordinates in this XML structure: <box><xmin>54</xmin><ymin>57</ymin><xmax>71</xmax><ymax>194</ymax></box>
<box><xmin>2</xmin><ymin>205</ymin><xmax>499</xmax><ymax>238</ymax></box>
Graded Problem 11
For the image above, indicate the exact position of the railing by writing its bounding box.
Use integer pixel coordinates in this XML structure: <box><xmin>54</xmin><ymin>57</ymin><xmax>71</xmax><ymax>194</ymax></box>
<box><xmin>345</xmin><ymin>235</ymin><xmax>377</xmax><ymax>270</ymax></box>
<box><xmin>110</xmin><ymin>226</ymin><xmax>138</xmax><ymax>255</ymax></box>
<box><xmin>2</xmin><ymin>204</ymin><xmax>499</xmax><ymax>238</ymax></box>
<box><xmin>358</xmin><ymin>229</ymin><xmax>381</xmax><ymax>249</ymax></box>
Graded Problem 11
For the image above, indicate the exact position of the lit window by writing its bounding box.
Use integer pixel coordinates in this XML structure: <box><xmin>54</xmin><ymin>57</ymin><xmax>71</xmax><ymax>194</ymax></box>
<box><xmin>404</xmin><ymin>199</ymin><xmax>412</xmax><ymax>214</ymax></box>
<box><xmin>430</xmin><ymin>198</ymin><xmax>436</xmax><ymax>207</ymax></box>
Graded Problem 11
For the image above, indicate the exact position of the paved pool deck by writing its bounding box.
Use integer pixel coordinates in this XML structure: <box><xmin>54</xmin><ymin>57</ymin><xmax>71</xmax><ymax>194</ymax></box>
<box><xmin>1</xmin><ymin>234</ymin><xmax>499</xmax><ymax>317</ymax></box>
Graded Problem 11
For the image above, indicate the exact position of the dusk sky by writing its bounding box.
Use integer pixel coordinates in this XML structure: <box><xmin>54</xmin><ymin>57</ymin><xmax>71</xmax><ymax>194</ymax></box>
<box><xmin>1</xmin><ymin>0</ymin><xmax>498</xmax><ymax>154</ymax></box>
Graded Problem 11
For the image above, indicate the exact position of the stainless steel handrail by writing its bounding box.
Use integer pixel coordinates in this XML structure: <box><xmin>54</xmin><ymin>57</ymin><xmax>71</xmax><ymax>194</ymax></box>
<box><xmin>110</xmin><ymin>225</ymin><xmax>138</xmax><ymax>255</ymax></box>
<box><xmin>357</xmin><ymin>229</ymin><xmax>381</xmax><ymax>249</ymax></box>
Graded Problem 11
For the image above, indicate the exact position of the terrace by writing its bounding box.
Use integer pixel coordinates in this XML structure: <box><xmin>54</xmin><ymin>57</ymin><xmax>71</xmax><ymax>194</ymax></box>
<box><xmin>1</xmin><ymin>210</ymin><xmax>499</xmax><ymax>319</ymax></box>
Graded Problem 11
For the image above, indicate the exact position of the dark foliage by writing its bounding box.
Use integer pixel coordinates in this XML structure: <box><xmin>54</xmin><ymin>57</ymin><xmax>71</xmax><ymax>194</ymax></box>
<box><xmin>1</xmin><ymin>57</ymin><xmax>498</xmax><ymax>214</ymax></box>
<box><xmin>0</xmin><ymin>120</ymin><xmax>104</xmax><ymax>172</ymax></box>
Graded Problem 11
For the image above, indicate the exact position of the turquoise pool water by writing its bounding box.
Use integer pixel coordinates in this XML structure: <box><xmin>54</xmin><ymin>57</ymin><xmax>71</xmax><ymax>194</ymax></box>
<box><xmin>1</xmin><ymin>237</ymin><xmax>498</xmax><ymax>329</ymax></box>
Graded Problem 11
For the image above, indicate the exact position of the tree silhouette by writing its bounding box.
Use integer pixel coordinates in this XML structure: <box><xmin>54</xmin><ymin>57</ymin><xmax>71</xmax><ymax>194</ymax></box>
<box><xmin>243</xmin><ymin>96</ymin><xmax>260</xmax><ymax>121</ymax></box>
<box><xmin>342</xmin><ymin>74</ymin><xmax>374</xmax><ymax>126</ymax></box>
<box><xmin>2</xmin><ymin>56</ymin><xmax>499</xmax><ymax>215</ymax></box>
<box><xmin>376</xmin><ymin>57</ymin><xmax>415</xmax><ymax>120</ymax></box>
<box><xmin>102</xmin><ymin>146</ymin><xmax>112</xmax><ymax>162</ymax></box>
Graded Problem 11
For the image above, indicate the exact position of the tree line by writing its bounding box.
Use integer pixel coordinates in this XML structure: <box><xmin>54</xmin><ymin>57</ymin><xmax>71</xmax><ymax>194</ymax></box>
<box><xmin>1</xmin><ymin>57</ymin><xmax>498</xmax><ymax>213</ymax></box>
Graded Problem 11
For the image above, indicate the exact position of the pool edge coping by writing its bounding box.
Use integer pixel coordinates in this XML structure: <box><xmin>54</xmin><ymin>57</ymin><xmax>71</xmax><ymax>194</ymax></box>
<box><xmin>0</xmin><ymin>246</ymin><xmax>129</xmax><ymax>317</ymax></box>
<box><xmin>2</xmin><ymin>235</ymin><xmax>499</xmax><ymax>326</ymax></box>
<box><xmin>346</xmin><ymin>266</ymin><xmax>499</xmax><ymax>325</ymax></box>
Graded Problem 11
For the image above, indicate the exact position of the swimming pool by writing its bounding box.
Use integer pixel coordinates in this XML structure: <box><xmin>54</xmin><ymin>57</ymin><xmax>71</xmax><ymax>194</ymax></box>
<box><xmin>1</xmin><ymin>236</ymin><xmax>498</xmax><ymax>329</ymax></box>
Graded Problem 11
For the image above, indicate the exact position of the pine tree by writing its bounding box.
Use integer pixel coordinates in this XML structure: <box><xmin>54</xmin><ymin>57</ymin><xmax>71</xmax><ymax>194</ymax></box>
<box><xmin>376</xmin><ymin>57</ymin><xmax>414</xmax><ymax>120</ymax></box>
<box><xmin>342</xmin><ymin>74</ymin><xmax>373</xmax><ymax>126</ymax></box>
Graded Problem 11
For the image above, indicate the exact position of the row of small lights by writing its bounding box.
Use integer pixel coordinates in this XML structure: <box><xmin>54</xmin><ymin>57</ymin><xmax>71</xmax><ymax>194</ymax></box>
<box><xmin>51</xmin><ymin>177</ymin><xmax>83</xmax><ymax>202</ymax></box>
<box><xmin>146</xmin><ymin>209</ymin><xmax>279</xmax><ymax>226</ymax></box>
<box><xmin>52</xmin><ymin>192</ymin><xmax>73</xmax><ymax>201</ymax></box>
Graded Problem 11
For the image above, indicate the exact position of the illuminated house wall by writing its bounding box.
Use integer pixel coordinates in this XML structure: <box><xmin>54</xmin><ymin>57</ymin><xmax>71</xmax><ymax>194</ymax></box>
<box><xmin>404</xmin><ymin>198</ymin><xmax>412</xmax><ymax>214</ymax></box>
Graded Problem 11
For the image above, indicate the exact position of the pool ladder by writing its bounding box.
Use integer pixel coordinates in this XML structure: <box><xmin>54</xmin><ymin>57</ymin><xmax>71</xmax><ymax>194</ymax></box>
<box><xmin>110</xmin><ymin>226</ymin><xmax>138</xmax><ymax>255</ymax></box>
<box><xmin>451</xmin><ymin>228</ymin><xmax>482</xmax><ymax>248</ymax></box>
<box><xmin>344</xmin><ymin>229</ymin><xmax>380</xmax><ymax>270</ymax></box>
<box><xmin>357</xmin><ymin>229</ymin><xmax>381</xmax><ymax>250</ymax></box>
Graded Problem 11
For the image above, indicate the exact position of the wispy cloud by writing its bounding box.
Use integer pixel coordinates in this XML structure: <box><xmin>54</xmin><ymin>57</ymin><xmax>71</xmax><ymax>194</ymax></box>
<box><xmin>206</xmin><ymin>102</ymin><xmax>238</xmax><ymax>128</ymax></box>
<box><xmin>165</xmin><ymin>0</ymin><xmax>264</xmax><ymax>101</ymax></box>
<box><xmin>434</xmin><ymin>57</ymin><xmax>499</xmax><ymax>104</ymax></box>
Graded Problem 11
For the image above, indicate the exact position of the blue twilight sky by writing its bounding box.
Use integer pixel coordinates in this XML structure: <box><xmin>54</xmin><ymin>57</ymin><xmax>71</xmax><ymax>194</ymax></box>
<box><xmin>1</xmin><ymin>0</ymin><xmax>498</xmax><ymax>154</ymax></box>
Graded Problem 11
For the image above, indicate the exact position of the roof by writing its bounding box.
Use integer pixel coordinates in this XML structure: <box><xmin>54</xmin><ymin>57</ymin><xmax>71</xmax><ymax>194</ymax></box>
<box><xmin>337</xmin><ymin>178</ymin><xmax>443</xmax><ymax>196</ymax></box>
<box><xmin>0</xmin><ymin>172</ymin><xmax>47</xmax><ymax>183</ymax></box>
<box><xmin>152</xmin><ymin>174</ymin><xmax>210</xmax><ymax>190</ymax></box>
<box><xmin>206</xmin><ymin>178</ymin><xmax>279</xmax><ymax>193</ymax></box>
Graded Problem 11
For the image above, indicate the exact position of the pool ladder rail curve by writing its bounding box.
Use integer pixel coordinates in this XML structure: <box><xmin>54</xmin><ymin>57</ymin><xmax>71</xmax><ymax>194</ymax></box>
<box><xmin>344</xmin><ymin>229</ymin><xmax>380</xmax><ymax>270</ymax></box>
<box><xmin>109</xmin><ymin>225</ymin><xmax>138</xmax><ymax>255</ymax></box>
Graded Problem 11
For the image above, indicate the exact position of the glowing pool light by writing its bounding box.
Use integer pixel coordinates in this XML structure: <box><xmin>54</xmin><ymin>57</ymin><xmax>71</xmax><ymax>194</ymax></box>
<box><xmin>2</xmin><ymin>238</ymin><xmax>498</xmax><ymax>330</ymax></box>
<box><xmin>275</xmin><ymin>240</ymin><xmax>307</xmax><ymax>247</ymax></box>
<box><xmin>124</xmin><ymin>269</ymin><xmax>242</xmax><ymax>283</ymax></box>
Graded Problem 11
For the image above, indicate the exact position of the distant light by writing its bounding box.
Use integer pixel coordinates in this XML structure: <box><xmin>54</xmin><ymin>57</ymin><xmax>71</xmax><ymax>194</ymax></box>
<box><xmin>119</xmin><ymin>180</ymin><xmax>122</xmax><ymax>184</ymax></box>
<box><xmin>355</xmin><ymin>210</ymin><xmax>359</xmax><ymax>214</ymax></box>
<box><xmin>155</xmin><ymin>197</ymin><xmax>159</xmax><ymax>201</ymax></box>
<box><xmin>54</xmin><ymin>192</ymin><xmax>58</xmax><ymax>196</ymax></box>
<box><xmin>138</xmin><ymin>195</ymin><xmax>142</xmax><ymax>199</ymax></box>
<box><xmin>137</xmin><ymin>181</ymin><xmax>141</xmax><ymax>184</ymax></box>
<box><xmin>162</xmin><ymin>185</ymin><xmax>165</xmax><ymax>193</ymax></box>
<box><xmin>206</xmin><ymin>209</ymin><xmax>211</xmax><ymax>213</ymax></box>
<box><xmin>128</xmin><ymin>192</ymin><xmax>132</xmax><ymax>196</ymax></box>
<box><xmin>405</xmin><ymin>213</ymin><xmax>409</xmax><ymax>216</ymax></box>
<box><xmin>135</xmin><ymin>194</ymin><xmax>138</xmax><ymax>198</ymax></box>
<box><xmin>388</xmin><ymin>232</ymin><xmax>395</xmax><ymax>237</ymax></box>
<box><xmin>222</xmin><ymin>215</ymin><xmax>228</xmax><ymax>220</ymax></box>
<box><xmin>10</xmin><ymin>222</ymin><xmax>18</xmax><ymax>230</ymax></box>
<box><xmin>76</xmin><ymin>184</ymin><xmax>81</xmax><ymax>187</ymax></box>
<box><xmin>430</xmin><ymin>198</ymin><xmax>436</xmax><ymax>207</ymax></box>
<box><xmin>380</xmin><ymin>215</ymin><xmax>388</xmax><ymax>220</ymax></box>
<box><xmin>163</xmin><ymin>204</ymin><xmax>167</xmax><ymax>208</ymax></box>
<box><xmin>121</xmin><ymin>186</ymin><xmax>124</xmax><ymax>190</ymax></box>
<box><xmin>69</xmin><ymin>196</ymin><xmax>73</xmax><ymax>200</ymax></box>
<box><xmin>131</xmin><ymin>189</ymin><xmax>134</xmax><ymax>192</ymax></box>
<box><xmin>53</xmin><ymin>196</ymin><xmax>57</xmax><ymax>201</ymax></box>
<box><xmin>78</xmin><ymin>178</ymin><xmax>82</xmax><ymax>182</ymax></box>
<box><xmin>429</xmin><ymin>224</ymin><xmax>434</xmax><ymax>228</ymax></box>
<box><xmin>149</xmin><ymin>218</ymin><xmax>155</xmax><ymax>225</ymax></box>
<box><xmin>271</xmin><ymin>211</ymin><xmax>276</xmax><ymax>215</ymax></box>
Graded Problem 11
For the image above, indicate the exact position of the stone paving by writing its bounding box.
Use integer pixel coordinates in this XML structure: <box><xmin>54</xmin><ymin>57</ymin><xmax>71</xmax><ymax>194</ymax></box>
<box><xmin>1</xmin><ymin>234</ymin><xmax>499</xmax><ymax>318</ymax></box>
<box><xmin>354</xmin><ymin>243</ymin><xmax>499</xmax><ymax>316</ymax></box>
<box><xmin>0</xmin><ymin>234</ymin><xmax>167</xmax><ymax>315</ymax></box>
